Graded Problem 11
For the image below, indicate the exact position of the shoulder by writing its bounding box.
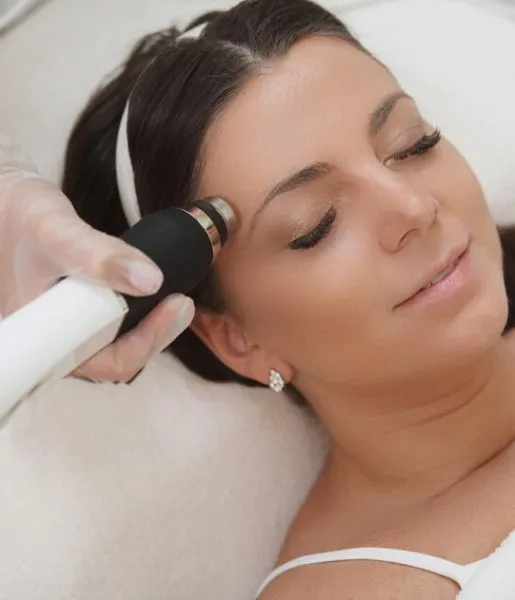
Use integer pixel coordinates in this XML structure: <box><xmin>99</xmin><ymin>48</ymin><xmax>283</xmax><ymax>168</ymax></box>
<box><xmin>256</xmin><ymin>556</ymin><xmax>459</xmax><ymax>600</ymax></box>
<box><xmin>260</xmin><ymin>464</ymin><xmax>458</xmax><ymax>599</ymax></box>
<box><xmin>256</xmin><ymin>562</ymin><xmax>369</xmax><ymax>600</ymax></box>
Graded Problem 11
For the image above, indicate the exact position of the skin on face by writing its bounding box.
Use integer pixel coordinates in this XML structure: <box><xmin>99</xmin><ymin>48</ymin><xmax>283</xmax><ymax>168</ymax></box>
<box><xmin>195</xmin><ymin>35</ymin><xmax>507</xmax><ymax>403</ymax></box>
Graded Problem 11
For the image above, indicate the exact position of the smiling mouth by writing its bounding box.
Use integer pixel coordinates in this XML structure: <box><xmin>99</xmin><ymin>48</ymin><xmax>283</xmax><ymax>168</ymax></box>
<box><xmin>396</xmin><ymin>243</ymin><xmax>469</xmax><ymax>308</ymax></box>
<box><xmin>418</xmin><ymin>256</ymin><xmax>462</xmax><ymax>291</ymax></box>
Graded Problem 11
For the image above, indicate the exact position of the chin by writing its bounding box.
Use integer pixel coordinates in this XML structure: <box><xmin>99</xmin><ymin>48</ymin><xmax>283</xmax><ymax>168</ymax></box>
<box><xmin>428</xmin><ymin>236</ymin><xmax>508</xmax><ymax>362</ymax></box>
<box><xmin>437</xmin><ymin>280</ymin><xmax>508</xmax><ymax>368</ymax></box>
<box><xmin>399</xmin><ymin>270</ymin><xmax>507</xmax><ymax>382</ymax></box>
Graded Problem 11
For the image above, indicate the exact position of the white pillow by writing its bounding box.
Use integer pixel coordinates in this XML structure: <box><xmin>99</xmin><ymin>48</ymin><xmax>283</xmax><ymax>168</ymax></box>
<box><xmin>0</xmin><ymin>2</ymin><xmax>515</xmax><ymax>600</ymax></box>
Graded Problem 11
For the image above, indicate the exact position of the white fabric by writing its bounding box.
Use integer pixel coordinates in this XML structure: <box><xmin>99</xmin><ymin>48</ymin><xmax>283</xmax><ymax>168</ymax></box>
<box><xmin>458</xmin><ymin>530</ymin><xmax>515</xmax><ymax>599</ymax></box>
<box><xmin>0</xmin><ymin>354</ymin><xmax>327</xmax><ymax>600</ymax></box>
<box><xmin>1</xmin><ymin>1</ymin><xmax>515</xmax><ymax>600</ymax></box>
<box><xmin>256</xmin><ymin>545</ymin><xmax>485</xmax><ymax>597</ymax></box>
<box><xmin>256</xmin><ymin>529</ymin><xmax>515</xmax><ymax>599</ymax></box>
<box><xmin>0</xmin><ymin>0</ymin><xmax>43</xmax><ymax>33</ymax></box>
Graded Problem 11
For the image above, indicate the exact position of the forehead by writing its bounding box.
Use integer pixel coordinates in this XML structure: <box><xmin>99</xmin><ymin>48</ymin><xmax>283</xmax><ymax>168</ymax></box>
<box><xmin>200</xmin><ymin>35</ymin><xmax>400</xmax><ymax>216</ymax></box>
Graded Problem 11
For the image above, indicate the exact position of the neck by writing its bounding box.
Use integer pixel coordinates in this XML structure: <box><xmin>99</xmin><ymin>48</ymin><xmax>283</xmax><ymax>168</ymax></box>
<box><xmin>306</xmin><ymin>337</ymin><xmax>515</xmax><ymax>500</ymax></box>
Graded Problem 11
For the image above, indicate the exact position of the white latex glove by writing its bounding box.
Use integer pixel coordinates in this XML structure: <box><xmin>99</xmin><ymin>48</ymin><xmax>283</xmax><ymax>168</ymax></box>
<box><xmin>0</xmin><ymin>135</ymin><xmax>194</xmax><ymax>383</ymax></box>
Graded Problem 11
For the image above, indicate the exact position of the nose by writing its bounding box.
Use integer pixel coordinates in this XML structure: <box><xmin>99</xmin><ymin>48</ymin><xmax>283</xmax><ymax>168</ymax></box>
<box><xmin>361</xmin><ymin>169</ymin><xmax>439</xmax><ymax>253</ymax></box>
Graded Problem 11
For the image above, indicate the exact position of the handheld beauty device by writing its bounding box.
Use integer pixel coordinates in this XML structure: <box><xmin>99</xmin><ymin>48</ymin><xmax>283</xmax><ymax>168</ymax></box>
<box><xmin>0</xmin><ymin>20</ymin><xmax>218</xmax><ymax>421</ymax></box>
<box><xmin>0</xmin><ymin>197</ymin><xmax>236</xmax><ymax>416</ymax></box>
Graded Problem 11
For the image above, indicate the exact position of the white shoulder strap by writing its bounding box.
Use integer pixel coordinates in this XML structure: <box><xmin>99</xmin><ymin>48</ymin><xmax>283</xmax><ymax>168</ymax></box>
<box><xmin>256</xmin><ymin>547</ymin><xmax>483</xmax><ymax>598</ymax></box>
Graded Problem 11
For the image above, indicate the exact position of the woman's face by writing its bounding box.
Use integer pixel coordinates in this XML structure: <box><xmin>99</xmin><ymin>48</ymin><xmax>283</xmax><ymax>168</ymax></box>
<box><xmin>198</xmin><ymin>35</ymin><xmax>507</xmax><ymax>394</ymax></box>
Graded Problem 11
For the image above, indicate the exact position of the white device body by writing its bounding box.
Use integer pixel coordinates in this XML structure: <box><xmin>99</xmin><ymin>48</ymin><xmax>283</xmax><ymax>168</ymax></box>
<box><xmin>0</xmin><ymin>278</ymin><xmax>128</xmax><ymax>417</ymax></box>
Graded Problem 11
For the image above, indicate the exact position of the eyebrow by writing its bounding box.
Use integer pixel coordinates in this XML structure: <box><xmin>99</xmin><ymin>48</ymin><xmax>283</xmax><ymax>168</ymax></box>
<box><xmin>250</xmin><ymin>91</ymin><xmax>412</xmax><ymax>230</ymax></box>
<box><xmin>369</xmin><ymin>91</ymin><xmax>413</xmax><ymax>136</ymax></box>
<box><xmin>250</xmin><ymin>162</ymin><xmax>334</xmax><ymax>231</ymax></box>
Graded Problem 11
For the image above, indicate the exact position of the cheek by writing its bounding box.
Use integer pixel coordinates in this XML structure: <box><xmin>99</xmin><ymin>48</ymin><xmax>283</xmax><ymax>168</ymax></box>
<box><xmin>438</xmin><ymin>147</ymin><xmax>502</xmax><ymax>263</ymax></box>
<box><xmin>437</xmin><ymin>145</ymin><xmax>495</xmax><ymax>232</ymax></box>
<box><xmin>222</xmin><ymin>239</ymin><xmax>385</xmax><ymax>375</ymax></box>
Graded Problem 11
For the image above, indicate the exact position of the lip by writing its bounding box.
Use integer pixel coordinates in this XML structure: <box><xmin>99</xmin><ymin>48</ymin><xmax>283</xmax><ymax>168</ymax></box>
<box><xmin>395</xmin><ymin>240</ymin><xmax>470</xmax><ymax>309</ymax></box>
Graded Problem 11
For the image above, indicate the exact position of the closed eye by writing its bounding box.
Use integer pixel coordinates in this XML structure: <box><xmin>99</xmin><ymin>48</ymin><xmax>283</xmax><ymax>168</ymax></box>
<box><xmin>387</xmin><ymin>128</ymin><xmax>441</xmax><ymax>163</ymax></box>
<box><xmin>287</xmin><ymin>130</ymin><xmax>440</xmax><ymax>251</ymax></box>
<box><xmin>289</xmin><ymin>207</ymin><xmax>337</xmax><ymax>250</ymax></box>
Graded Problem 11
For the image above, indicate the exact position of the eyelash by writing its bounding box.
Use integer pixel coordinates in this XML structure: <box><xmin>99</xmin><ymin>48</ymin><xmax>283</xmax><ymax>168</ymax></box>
<box><xmin>290</xmin><ymin>207</ymin><xmax>337</xmax><ymax>250</ymax></box>
<box><xmin>387</xmin><ymin>128</ymin><xmax>442</xmax><ymax>162</ymax></box>
<box><xmin>289</xmin><ymin>128</ymin><xmax>442</xmax><ymax>251</ymax></box>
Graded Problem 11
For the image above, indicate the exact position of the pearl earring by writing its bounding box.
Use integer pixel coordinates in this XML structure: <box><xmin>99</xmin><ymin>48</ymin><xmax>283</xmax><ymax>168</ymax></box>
<box><xmin>269</xmin><ymin>368</ymin><xmax>285</xmax><ymax>393</ymax></box>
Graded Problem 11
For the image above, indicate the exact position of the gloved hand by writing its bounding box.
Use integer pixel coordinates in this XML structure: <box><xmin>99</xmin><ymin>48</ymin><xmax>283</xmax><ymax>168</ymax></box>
<box><xmin>0</xmin><ymin>135</ymin><xmax>194</xmax><ymax>383</ymax></box>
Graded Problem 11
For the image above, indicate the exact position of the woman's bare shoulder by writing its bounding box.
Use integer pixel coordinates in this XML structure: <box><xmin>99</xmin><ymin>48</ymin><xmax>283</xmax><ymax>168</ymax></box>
<box><xmin>256</xmin><ymin>556</ymin><xmax>459</xmax><ymax>600</ymax></box>
<box><xmin>260</xmin><ymin>465</ymin><xmax>462</xmax><ymax>600</ymax></box>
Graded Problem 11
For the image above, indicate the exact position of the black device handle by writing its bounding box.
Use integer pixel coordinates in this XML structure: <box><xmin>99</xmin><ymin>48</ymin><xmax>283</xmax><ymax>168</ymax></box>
<box><xmin>115</xmin><ymin>208</ymin><xmax>213</xmax><ymax>339</ymax></box>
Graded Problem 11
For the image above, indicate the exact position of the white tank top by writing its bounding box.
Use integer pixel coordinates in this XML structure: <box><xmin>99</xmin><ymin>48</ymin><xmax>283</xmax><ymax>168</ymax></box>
<box><xmin>256</xmin><ymin>545</ymin><xmax>486</xmax><ymax>598</ymax></box>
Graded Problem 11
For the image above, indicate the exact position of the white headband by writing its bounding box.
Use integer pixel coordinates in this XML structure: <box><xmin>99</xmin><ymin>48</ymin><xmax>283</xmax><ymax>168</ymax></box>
<box><xmin>115</xmin><ymin>23</ymin><xmax>207</xmax><ymax>226</ymax></box>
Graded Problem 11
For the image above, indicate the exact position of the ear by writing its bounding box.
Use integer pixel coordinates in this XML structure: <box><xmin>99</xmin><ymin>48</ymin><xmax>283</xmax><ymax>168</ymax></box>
<box><xmin>191</xmin><ymin>310</ymin><xmax>292</xmax><ymax>387</ymax></box>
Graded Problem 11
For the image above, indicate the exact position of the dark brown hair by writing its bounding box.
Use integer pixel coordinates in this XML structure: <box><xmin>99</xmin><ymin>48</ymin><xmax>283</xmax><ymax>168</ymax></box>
<box><xmin>62</xmin><ymin>0</ymin><xmax>515</xmax><ymax>394</ymax></box>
